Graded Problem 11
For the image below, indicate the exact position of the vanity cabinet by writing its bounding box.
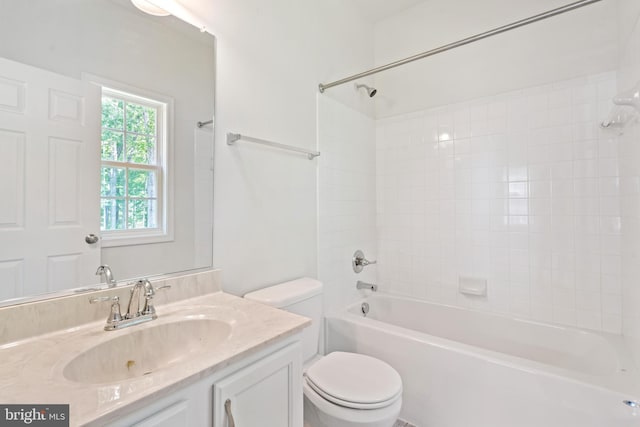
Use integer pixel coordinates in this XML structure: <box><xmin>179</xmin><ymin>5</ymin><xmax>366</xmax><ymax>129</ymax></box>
<box><xmin>104</xmin><ymin>380</ymin><xmax>209</xmax><ymax>427</ymax></box>
<box><xmin>105</xmin><ymin>339</ymin><xmax>302</xmax><ymax>427</ymax></box>
<box><xmin>212</xmin><ymin>342</ymin><xmax>302</xmax><ymax>427</ymax></box>
<box><xmin>130</xmin><ymin>401</ymin><xmax>190</xmax><ymax>427</ymax></box>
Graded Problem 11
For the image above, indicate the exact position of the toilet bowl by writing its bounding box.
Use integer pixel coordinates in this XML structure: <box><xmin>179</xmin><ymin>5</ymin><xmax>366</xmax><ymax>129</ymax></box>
<box><xmin>245</xmin><ymin>278</ymin><xmax>403</xmax><ymax>427</ymax></box>
<box><xmin>304</xmin><ymin>383</ymin><xmax>402</xmax><ymax>427</ymax></box>
<box><xmin>303</xmin><ymin>351</ymin><xmax>402</xmax><ymax>427</ymax></box>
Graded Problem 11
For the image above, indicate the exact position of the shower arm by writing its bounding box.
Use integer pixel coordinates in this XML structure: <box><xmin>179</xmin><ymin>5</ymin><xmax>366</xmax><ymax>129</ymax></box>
<box><xmin>318</xmin><ymin>0</ymin><xmax>603</xmax><ymax>93</ymax></box>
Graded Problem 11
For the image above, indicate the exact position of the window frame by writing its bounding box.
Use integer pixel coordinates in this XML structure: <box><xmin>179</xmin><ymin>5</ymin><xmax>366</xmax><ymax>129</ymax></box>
<box><xmin>85</xmin><ymin>74</ymin><xmax>174</xmax><ymax>247</ymax></box>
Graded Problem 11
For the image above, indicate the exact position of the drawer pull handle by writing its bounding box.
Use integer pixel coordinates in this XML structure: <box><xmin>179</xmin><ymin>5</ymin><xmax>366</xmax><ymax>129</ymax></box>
<box><xmin>225</xmin><ymin>399</ymin><xmax>236</xmax><ymax>427</ymax></box>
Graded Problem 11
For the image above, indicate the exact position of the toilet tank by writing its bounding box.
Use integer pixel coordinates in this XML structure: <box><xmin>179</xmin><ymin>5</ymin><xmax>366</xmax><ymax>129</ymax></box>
<box><xmin>244</xmin><ymin>278</ymin><xmax>323</xmax><ymax>363</ymax></box>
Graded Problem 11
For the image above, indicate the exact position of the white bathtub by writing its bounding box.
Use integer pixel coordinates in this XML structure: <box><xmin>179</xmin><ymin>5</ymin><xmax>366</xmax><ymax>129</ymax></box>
<box><xmin>325</xmin><ymin>293</ymin><xmax>640</xmax><ymax>427</ymax></box>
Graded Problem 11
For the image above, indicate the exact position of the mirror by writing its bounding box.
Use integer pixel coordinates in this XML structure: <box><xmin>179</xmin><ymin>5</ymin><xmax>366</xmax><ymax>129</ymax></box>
<box><xmin>0</xmin><ymin>0</ymin><xmax>214</xmax><ymax>304</ymax></box>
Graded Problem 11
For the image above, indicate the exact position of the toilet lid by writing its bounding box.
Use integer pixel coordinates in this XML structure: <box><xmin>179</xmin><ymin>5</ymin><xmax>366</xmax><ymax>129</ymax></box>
<box><xmin>304</xmin><ymin>352</ymin><xmax>402</xmax><ymax>409</ymax></box>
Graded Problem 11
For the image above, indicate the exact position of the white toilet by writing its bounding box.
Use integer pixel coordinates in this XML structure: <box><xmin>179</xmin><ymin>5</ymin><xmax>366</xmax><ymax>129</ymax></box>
<box><xmin>245</xmin><ymin>278</ymin><xmax>402</xmax><ymax>427</ymax></box>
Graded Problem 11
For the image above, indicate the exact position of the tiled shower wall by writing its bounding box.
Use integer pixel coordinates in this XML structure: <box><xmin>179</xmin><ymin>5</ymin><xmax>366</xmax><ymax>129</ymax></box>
<box><xmin>618</xmin><ymin>1</ymin><xmax>640</xmax><ymax>354</ymax></box>
<box><xmin>318</xmin><ymin>95</ymin><xmax>377</xmax><ymax>314</ymax></box>
<box><xmin>376</xmin><ymin>71</ymin><xmax>624</xmax><ymax>333</ymax></box>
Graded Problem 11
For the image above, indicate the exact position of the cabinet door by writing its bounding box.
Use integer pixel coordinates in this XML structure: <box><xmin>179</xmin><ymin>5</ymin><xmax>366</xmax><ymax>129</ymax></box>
<box><xmin>130</xmin><ymin>401</ymin><xmax>189</xmax><ymax>427</ymax></box>
<box><xmin>213</xmin><ymin>343</ymin><xmax>302</xmax><ymax>427</ymax></box>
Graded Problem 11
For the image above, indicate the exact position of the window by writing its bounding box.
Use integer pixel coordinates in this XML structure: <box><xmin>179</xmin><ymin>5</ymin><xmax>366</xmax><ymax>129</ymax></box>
<box><xmin>100</xmin><ymin>87</ymin><xmax>171</xmax><ymax>245</ymax></box>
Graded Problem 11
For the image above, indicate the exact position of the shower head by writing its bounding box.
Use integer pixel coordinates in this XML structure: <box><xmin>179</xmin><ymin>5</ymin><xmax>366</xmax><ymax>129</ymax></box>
<box><xmin>355</xmin><ymin>83</ymin><xmax>377</xmax><ymax>98</ymax></box>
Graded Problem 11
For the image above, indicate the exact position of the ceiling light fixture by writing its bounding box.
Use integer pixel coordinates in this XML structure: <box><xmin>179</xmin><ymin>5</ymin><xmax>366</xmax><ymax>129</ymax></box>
<box><xmin>131</xmin><ymin>0</ymin><xmax>171</xmax><ymax>16</ymax></box>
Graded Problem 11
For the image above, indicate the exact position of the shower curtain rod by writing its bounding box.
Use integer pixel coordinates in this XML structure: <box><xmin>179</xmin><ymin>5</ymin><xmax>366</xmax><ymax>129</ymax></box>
<box><xmin>318</xmin><ymin>0</ymin><xmax>603</xmax><ymax>93</ymax></box>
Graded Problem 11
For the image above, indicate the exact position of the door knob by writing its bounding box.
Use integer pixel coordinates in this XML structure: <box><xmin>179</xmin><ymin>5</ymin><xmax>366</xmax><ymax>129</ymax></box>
<box><xmin>85</xmin><ymin>234</ymin><xmax>99</xmax><ymax>244</ymax></box>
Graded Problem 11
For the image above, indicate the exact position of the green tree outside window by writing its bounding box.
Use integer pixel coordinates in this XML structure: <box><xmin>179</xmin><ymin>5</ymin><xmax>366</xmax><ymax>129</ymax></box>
<box><xmin>100</xmin><ymin>91</ymin><xmax>163</xmax><ymax>232</ymax></box>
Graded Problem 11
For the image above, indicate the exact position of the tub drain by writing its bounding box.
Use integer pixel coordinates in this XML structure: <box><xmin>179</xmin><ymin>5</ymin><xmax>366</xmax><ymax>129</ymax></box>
<box><xmin>623</xmin><ymin>400</ymin><xmax>639</xmax><ymax>408</ymax></box>
<box><xmin>361</xmin><ymin>302</ymin><xmax>369</xmax><ymax>317</ymax></box>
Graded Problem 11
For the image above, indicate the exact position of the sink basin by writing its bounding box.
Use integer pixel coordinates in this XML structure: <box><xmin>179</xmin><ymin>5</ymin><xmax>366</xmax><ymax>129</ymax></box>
<box><xmin>63</xmin><ymin>318</ymin><xmax>231</xmax><ymax>384</ymax></box>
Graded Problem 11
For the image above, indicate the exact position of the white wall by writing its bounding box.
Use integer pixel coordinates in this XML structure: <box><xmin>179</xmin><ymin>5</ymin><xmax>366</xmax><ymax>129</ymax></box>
<box><xmin>0</xmin><ymin>0</ymin><xmax>214</xmax><ymax>283</ymax></box>
<box><xmin>202</xmin><ymin>0</ymin><xmax>374</xmax><ymax>296</ymax></box>
<box><xmin>3</xmin><ymin>0</ymin><xmax>378</xmax><ymax>299</ymax></box>
<box><xmin>376</xmin><ymin>71</ymin><xmax>621</xmax><ymax>332</ymax></box>
<box><xmin>373</xmin><ymin>0</ymin><xmax>618</xmax><ymax>118</ymax></box>
<box><xmin>371</xmin><ymin>0</ymin><xmax>624</xmax><ymax>332</ymax></box>
<box><xmin>318</xmin><ymin>96</ymin><xmax>377</xmax><ymax>315</ymax></box>
<box><xmin>617</xmin><ymin>0</ymin><xmax>640</xmax><ymax>361</ymax></box>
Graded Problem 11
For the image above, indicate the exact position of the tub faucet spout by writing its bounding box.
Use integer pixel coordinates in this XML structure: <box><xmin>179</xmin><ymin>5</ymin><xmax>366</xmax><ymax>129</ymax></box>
<box><xmin>356</xmin><ymin>280</ymin><xmax>377</xmax><ymax>292</ymax></box>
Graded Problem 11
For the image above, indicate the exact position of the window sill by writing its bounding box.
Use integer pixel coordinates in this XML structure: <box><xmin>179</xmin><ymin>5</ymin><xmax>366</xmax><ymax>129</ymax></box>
<box><xmin>101</xmin><ymin>229</ymin><xmax>173</xmax><ymax>248</ymax></box>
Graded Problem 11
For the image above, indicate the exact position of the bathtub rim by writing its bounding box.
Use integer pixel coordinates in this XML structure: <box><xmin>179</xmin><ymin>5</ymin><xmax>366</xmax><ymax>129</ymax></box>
<box><xmin>326</xmin><ymin>292</ymin><xmax>640</xmax><ymax>401</ymax></box>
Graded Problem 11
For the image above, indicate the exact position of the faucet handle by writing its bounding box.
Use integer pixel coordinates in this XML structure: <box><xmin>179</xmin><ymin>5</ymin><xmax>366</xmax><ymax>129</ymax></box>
<box><xmin>142</xmin><ymin>284</ymin><xmax>171</xmax><ymax>316</ymax></box>
<box><xmin>144</xmin><ymin>284</ymin><xmax>171</xmax><ymax>297</ymax></box>
<box><xmin>352</xmin><ymin>250</ymin><xmax>377</xmax><ymax>273</ymax></box>
<box><xmin>89</xmin><ymin>295</ymin><xmax>118</xmax><ymax>304</ymax></box>
<box><xmin>90</xmin><ymin>295</ymin><xmax>123</xmax><ymax>326</ymax></box>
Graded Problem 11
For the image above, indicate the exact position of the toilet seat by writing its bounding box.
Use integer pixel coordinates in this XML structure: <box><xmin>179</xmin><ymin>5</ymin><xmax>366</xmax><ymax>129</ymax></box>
<box><xmin>303</xmin><ymin>381</ymin><xmax>403</xmax><ymax>427</ymax></box>
<box><xmin>304</xmin><ymin>352</ymin><xmax>402</xmax><ymax>410</ymax></box>
<box><xmin>305</xmin><ymin>377</ymin><xmax>402</xmax><ymax>410</ymax></box>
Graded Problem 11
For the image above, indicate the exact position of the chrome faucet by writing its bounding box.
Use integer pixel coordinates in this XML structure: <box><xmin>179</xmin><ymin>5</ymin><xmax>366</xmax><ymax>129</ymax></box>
<box><xmin>89</xmin><ymin>295</ymin><xmax>122</xmax><ymax>329</ymax></box>
<box><xmin>139</xmin><ymin>278</ymin><xmax>169</xmax><ymax>317</ymax></box>
<box><xmin>90</xmin><ymin>279</ymin><xmax>170</xmax><ymax>331</ymax></box>
<box><xmin>95</xmin><ymin>265</ymin><xmax>117</xmax><ymax>287</ymax></box>
<box><xmin>125</xmin><ymin>280</ymin><xmax>146</xmax><ymax>319</ymax></box>
<box><xmin>356</xmin><ymin>280</ymin><xmax>378</xmax><ymax>292</ymax></box>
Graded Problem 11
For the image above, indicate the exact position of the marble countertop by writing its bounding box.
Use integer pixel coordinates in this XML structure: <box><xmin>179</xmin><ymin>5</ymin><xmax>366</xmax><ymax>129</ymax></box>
<box><xmin>0</xmin><ymin>291</ymin><xmax>310</xmax><ymax>426</ymax></box>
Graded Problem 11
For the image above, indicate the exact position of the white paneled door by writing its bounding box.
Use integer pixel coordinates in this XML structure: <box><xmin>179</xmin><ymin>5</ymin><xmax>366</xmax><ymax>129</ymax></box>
<box><xmin>0</xmin><ymin>57</ymin><xmax>101</xmax><ymax>299</ymax></box>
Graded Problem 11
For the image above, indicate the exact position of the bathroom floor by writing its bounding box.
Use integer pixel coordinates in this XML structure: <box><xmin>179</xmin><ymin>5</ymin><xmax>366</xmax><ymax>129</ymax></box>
<box><xmin>393</xmin><ymin>420</ymin><xmax>417</xmax><ymax>427</ymax></box>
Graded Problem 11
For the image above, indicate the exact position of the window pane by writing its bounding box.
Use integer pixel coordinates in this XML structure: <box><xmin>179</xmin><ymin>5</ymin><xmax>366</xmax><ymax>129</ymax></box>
<box><xmin>100</xmin><ymin>198</ymin><xmax>126</xmax><ymax>230</ymax></box>
<box><xmin>128</xmin><ymin>169</ymin><xmax>157</xmax><ymax>198</ymax></box>
<box><xmin>99</xmin><ymin>92</ymin><xmax>165</xmax><ymax>238</ymax></box>
<box><xmin>126</xmin><ymin>102</ymin><xmax>156</xmax><ymax>135</ymax></box>
<box><xmin>101</xmin><ymin>97</ymin><xmax>124</xmax><ymax>130</ymax></box>
<box><xmin>101</xmin><ymin>130</ymin><xmax>124</xmax><ymax>161</ymax></box>
<box><xmin>101</xmin><ymin>167</ymin><xmax>125</xmax><ymax>197</ymax></box>
<box><xmin>126</xmin><ymin>134</ymin><xmax>156</xmax><ymax>164</ymax></box>
<box><xmin>128</xmin><ymin>198</ymin><xmax>157</xmax><ymax>229</ymax></box>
